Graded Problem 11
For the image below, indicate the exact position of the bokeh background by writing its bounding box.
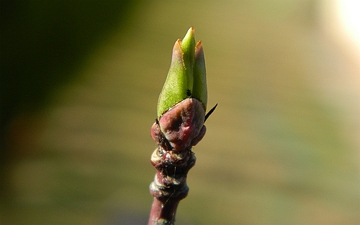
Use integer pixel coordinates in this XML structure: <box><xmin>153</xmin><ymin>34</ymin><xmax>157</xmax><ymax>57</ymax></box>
<box><xmin>1</xmin><ymin>0</ymin><xmax>360</xmax><ymax>224</ymax></box>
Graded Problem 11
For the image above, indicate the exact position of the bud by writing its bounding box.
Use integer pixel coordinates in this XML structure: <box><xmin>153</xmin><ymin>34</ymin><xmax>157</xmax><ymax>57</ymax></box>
<box><xmin>157</xmin><ymin>27</ymin><xmax>207</xmax><ymax>118</ymax></box>
<box><xmin>152</xmin><ymin>27</ymin><xmax>208</xmax><ymax>151</ymax></box>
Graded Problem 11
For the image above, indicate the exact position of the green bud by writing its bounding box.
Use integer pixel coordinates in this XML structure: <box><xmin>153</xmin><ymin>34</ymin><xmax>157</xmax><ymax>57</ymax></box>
<box><xmin>157</xmin><ymin>27</ymin><xmax>207</xmax><ymax>118</ymax></box>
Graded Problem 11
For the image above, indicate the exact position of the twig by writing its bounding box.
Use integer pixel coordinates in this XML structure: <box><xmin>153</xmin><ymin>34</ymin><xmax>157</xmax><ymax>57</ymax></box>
<box><xmin>147</xmin><ymin>28</ymin><xmax>215</xmax><ymax>225</ymax></box>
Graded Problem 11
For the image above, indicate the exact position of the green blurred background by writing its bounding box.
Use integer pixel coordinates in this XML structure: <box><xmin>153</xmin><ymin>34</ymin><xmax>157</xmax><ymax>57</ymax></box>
<box><xmin>1</xmin><ymin>0</ymin><xmax>360</xmax><ymax>224</ymax></box>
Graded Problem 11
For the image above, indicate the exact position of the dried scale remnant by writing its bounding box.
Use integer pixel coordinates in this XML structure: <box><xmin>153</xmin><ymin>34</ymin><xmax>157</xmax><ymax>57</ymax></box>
<box><xmin>148</xmin><ymin>28</ymin><xmax>215</xmax><ymax>225</ymax></box>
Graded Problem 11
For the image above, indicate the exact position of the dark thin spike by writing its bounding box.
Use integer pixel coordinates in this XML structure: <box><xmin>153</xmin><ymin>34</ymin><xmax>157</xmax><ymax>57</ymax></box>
<box><xmin>204</xmin><ymin>103</ymin><xmax>218</xmax><ymax>122</ymax></box>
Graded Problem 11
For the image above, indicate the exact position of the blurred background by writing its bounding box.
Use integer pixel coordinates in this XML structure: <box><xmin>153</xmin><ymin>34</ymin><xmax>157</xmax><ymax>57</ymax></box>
<box><xmin>1</xmin><ymin>0</ymin><xmax>360</xmax><ymax>224</ymax></box>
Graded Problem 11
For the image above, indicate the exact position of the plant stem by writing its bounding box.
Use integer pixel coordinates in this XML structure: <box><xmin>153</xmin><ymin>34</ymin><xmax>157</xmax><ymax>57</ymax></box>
<box><xmin>148</xmin><ymin>143</ymin><xmax>196</xmax><ymax>225</ymax></box>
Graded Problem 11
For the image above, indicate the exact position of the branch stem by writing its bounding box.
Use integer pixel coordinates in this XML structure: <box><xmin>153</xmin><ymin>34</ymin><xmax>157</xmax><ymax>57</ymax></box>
<box><xmin>148</xmin><ymin>146</ymin><xmax>196</xmax><ymax>225</ymax></box>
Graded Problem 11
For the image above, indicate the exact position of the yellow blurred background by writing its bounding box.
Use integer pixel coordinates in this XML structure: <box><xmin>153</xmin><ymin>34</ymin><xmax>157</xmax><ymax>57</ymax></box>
<box><xmin>1</xmin><ymin>0</ymin><xmax>359</xmax><ymax>224</ymax></box>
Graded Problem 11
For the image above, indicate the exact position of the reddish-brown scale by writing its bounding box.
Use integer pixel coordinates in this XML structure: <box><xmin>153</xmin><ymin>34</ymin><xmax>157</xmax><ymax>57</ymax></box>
<box><xmin>158</xmin><ymin>98</ymin><xmax>205</xmax><ymax>151</ymax></box>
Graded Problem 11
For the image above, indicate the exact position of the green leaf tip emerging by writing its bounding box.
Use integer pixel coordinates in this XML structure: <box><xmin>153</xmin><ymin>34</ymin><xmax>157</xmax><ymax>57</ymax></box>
<box><xmin>157</xmin><ymin>27</ymin><xmax>207</xmax><ymax>118</ymax></box>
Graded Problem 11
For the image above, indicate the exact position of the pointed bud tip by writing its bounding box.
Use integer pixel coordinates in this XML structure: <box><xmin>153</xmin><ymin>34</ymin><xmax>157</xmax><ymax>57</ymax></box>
<box><xmin>195</xmin><ymin>41</ymin><xmax>204</xmax><ymax>56</ymax></box>
<box><xmin>181</xmin><ymin>27</ymin><xmax>195</xmax><ymax>50</ymax></box>
<box><xmin>185</xmin><ymin>27</ymin><xmax>195</xmax><ymax>38</ymax></box>
<box><xmin>172</xmin><ymin>39</ymin><xmax>182</xmax><ymax>56</ymax></box>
